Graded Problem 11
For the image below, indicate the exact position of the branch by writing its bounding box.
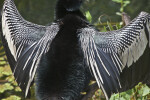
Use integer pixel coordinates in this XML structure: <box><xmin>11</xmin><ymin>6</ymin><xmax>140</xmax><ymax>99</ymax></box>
<box><xmin>122</xmin><ymin>12</ymin><xmax>131</xmax><ymax>25</ymax></box>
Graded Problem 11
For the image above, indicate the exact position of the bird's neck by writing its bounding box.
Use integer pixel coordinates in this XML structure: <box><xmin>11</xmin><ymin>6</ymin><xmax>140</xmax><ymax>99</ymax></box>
<box><xmin>55</xmin><ymin>0</ymin><xmax>86</xmax><ymax>20</ymax></box>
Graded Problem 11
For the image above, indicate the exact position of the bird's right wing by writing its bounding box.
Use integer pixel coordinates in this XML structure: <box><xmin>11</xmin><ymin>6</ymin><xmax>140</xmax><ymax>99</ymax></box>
<box><xmin>1</xmin><ymin>0</ymin><xmax>60</xmax><ymax>96</ymax></box>
<box><xmin>78</xmin><ymin>12</ymin><xmax>150</xmax><ymax>99</ymax></box>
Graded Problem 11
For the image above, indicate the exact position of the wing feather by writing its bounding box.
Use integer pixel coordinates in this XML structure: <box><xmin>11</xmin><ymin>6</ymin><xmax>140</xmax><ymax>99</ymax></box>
<box><xmin>1</xmin><ymin>0</ymin><xmax>46</xmax><ymax>67</ymax></box>
<box><xmin>1</xmin><ymin>0</ymin><xmax>60</xmax><ymax>96</ymax></box>
<box><xmin>78</xmin><ymin>12</ymin><xmax>150</xmax><ymax>99</ymax></box>
<box><xmin>14</xmin><ymin>25</ymin><xmax>59</xmax><ymax>96</ymax></box>
<box><xmin>78</xmin><ymin>29</ymin><xmax>121</xmax><ymax>99</ymax></box>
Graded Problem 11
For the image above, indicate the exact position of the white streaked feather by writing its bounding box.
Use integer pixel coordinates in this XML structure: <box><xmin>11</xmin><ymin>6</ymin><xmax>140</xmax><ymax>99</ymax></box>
<box><xmin>111</xmin><ymin>55</ymin><xmax>120</xmax><ymax>74</ymax></box>
<box><xmin>22</xmin><ymin>42</ymin><xmax>38</xmax><ymax>70</ymax></box>
<box><xmin>94</xmin><ymin>45</ymin><xmax>110</xmax><ymax>76</ymax></box>
<box><xmin>25</xmin><ymin>77</ymin><xmax>32</xmax><ymax>97</ymax></box>
<box><xmin>23</xmin><ymin>45</ymin><xmax>37</xmax><ymax>70</ymax></box>
<box><xmin>146</xmin><ymin>22</ymin><xmax>150</xmax><ymax>47</ymax></box>
<box><xmin>29</xmin><ymin>44</ymin><xmax>42</xmax><ymax>77</ymax></box>
<box><xmin>89</xmin><ymin>56</ymin><xmax>104</xmax><ymax>84</ymax></box>
<box><xmin>90</xmin><ymin>34</ymin><xmax>111</xmax><ymax>76</ymax></box>
<box><xmin>16</xmin><ymin>42</ymin><xmax>24</xmax><ymax>59</ymax></box>
<box><xmin>88</xmin><ymin>39</ymin><xmax>104</xmax><ymax>83</ymax></box>
<box><xmin>99</xmin><ymin>83</ymin><xmax>109</xmax><ymax>100</ymax></box>
<box><xmin>127</xmin><ymin>47</ymin><xmax>133</xmax><ymax>67</ymax></box>
<box><xmin>116</xmin><ymin>76</ymin><xmax>122</xmax><ymax>88</ymax></box>
<box><xmin>24</xmin><ymin>26</ymin><xmax>59</xmax><ymax>96</ymax></box>
<box><xmin>131</xmin><ymin>40</ymin><xmax>139</xmax><ymax>62</ymax></box>
<box><xmin>112</xmin><ymin>53</ymin><xmax>123</xmax><ymax>71</ymax></box>
<box><xmin>2</xmin><ymin>11</ymin><xmax>17</xmax><ymax>61</ymax></box>
<box><xmin>118</xmin><ymin>25</ymin><xmax>148</xmax><ymax>68</ymax></box>
<box><xmin>122</xmin><ymin>29</ymin><xmax>148</xmax><ymax>67</ymax></box>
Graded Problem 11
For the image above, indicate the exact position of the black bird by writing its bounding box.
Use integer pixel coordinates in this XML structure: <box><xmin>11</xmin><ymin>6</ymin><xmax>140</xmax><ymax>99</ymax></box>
<box><xmin>0</xmin><ymin>0</ymin><xmax>150</xmax><ymax>100</ymax></box>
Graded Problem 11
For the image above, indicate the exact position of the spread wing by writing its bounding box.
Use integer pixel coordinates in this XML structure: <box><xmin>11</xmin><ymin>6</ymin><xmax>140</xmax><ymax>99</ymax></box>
<box><xmin>1</xmin><ymin>0</ymin><xmax>60</xmax><ymax>96</ymax></box>
<box><xmin>78</xmin><ymin>12</ymin><xmax>150</xmax><ymax>99</ymax></box>
<box><xmin>1</xmin><ymin>0</ymin><xmax>46</xmax><ymax>70</ymax></box>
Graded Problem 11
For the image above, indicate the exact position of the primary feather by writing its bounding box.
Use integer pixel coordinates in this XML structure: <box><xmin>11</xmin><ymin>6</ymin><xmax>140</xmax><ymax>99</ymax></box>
<box><xmin>78</xmin><ymin>12</ymin><xmax>150</xmax><ymax>99</ymax></box>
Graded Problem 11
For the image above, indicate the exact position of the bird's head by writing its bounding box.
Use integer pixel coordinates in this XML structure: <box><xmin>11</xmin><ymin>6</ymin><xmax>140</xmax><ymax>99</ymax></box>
<box><xmin>55</xmin><ymin>0</ymin><xmax>85</xmax><ymax>19</ymax></box>
<box><xmin>62</xmin><ymin>0</ymin><xmax>83</xmax><ymax>11</ymax></box>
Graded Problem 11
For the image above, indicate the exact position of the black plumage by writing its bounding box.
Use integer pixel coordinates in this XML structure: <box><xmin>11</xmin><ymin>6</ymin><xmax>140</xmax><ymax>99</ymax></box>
<box><xmin>0</xmin><ymin>0</ymin><xmax>150</xmax><ymax>100</ymax></box>
<box><xmin>36</xmin><ymin>15</ymin><xmax>91</xmax><ymax>100</ymax></box>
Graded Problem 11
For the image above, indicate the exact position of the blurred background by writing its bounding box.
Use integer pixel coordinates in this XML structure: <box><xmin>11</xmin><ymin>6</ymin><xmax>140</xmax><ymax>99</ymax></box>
<box><xmin>0</xmin><ymin>0</ymin><xmax>150</xmax><ymax>24</ymax></box>
<box><xmin>0</xmin><ymin>0</ymin><xmax>150</xmax><ymax>100</ymax></box>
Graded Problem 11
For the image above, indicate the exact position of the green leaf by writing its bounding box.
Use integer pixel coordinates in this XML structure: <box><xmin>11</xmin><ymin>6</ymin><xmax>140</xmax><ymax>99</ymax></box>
<box><xmin>0</xmin><ymin>83</ymin><xmax>14</xmax><ymax>93</ymax></box>
<box><xmin>116</xmin><ymin>12</ymin><xmax>122</xmax><ymax>16</ymax></box>
<box><xmin>85</xmin><ymin>11</ymin><xmax>92</xmax><ymax>23</ymax></box>
<box><xmin>142</xmin><ymin>86</ymin><xmax>150</xmax><ymax>96</ymax></box>
<box><xmin>116</xmin><ymin>23</ymin><xmax>122</xmax><ymax>29</ymax></box>
<box><xmin>112</xmin><ymin>0</ymin><xmax>122</xmax><ymax>3</ymax></box>
<box><xmin>2</xmin><ymin>66</ymin><xmax>12</xmax><ymax>76</ymax></box>
<box><xmin>124</xmin><ymin>90</ymin><xmax>132</xmax><ymax>99</ymax></box>
<box><xmin>6</xmin><ymin>75</ymin><xmax>14</xmax><ymax>82</ymax></box>
<box><xmin>15</xmin><ymin>87</ymin><xmax>22</xmax><ymax>92</ymax></box>
<box><xmin>120</xmin><ymin>22</ymin><xmax>123</xmax><ymax>26</ymax></box>
<box><xmin>123</xmin><ymin>1</ymin><xmax>130</xmax><ymax>7</ymax></box>
<box><xmin>110</xmin><ymin>93</ymin><xmax>120</xmax><ymax>100</ymax></box>
<box><xmin>103</xmin><ymin>26</ymin><xmax>107</xmax><ymax>32</ymax></box>
<box><xmin>2</xmin><ymin>95</ymin><xmax>21</xmax><ymax>100</ymax></box>
<box><xmin>120</xmin><ymin>7</ymin><xmax>123</xmax><ymax>12</ymax></box>
<box><xmin>119</xmin><ymin>97</ymin><xmax>126</xmax><ymax>100</ymax></box>
<box><xmin>107</xmin><ymin>21</ymin><xmax>114</xmax><ymax>31</ymax></box>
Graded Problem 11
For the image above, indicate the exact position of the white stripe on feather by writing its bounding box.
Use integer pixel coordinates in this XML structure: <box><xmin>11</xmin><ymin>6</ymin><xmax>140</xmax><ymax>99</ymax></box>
<box><xmin>111</xmin><ymin>55</ymin><xmax>120</xmax><ymax>74</ymax></box>
<box><xmin>2</xmin><ymin>10</ymin><xmax>17</xmax><ymax>61</ymax></box>
<box><xmin>23</xmin><ymin>42</ymin><xmax>37</xmax><ymax>70</ymax></box>
<box><xmin>120</xmin><ymin>29</ymin><xmax>148</xmax><ymax>68</ymax></box>
<box><xmin>146</xmin><ymin>21</ymin><xmax>150</xmax><ymax>47</ymax></box>
<box><xmin>16</xmin><ymin>42</ymin><xmax>24</xmax><ymax>59</ymax></box>
<box><xmin>112</xmin><ymin>53</ymin><xmax>123</xmax><ymax>71</ymax></box>
<box><xmin>25</xmin><ymin>42</ymin><xmax>44</xmax><ymax>97</ymax></box>
<box><xmin>92</xmin><ymin>39</ymin><xmax>111</xmax><ymax>76</ymax></box>
<box><xmin>25</xmin><ymin>26</ymin><xmax>59</xmax><ymax>96</ymax></box>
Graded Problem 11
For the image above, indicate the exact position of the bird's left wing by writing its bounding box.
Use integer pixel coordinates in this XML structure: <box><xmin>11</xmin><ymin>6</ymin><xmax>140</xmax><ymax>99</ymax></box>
<box><xmin>78</xmin><ymin>12</ymin><xmax>150</xmax><ymax>99</ymax></box>
<box><xmin>1</xmin><ymin>0</ymin><xmax>46</xmax><ymax>71</ymax></box>
<box><xmin>14</xmin><ymin>24</ymin><xmax>59</xmax><ymax>97</ymax></box>
<box><xmin>1</xmin><ymin>0</ymin><xmax>60</xmax><ymax>96</ymax></box>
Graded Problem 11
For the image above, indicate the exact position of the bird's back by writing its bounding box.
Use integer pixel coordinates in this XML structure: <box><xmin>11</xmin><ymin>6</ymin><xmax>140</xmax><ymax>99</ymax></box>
<box><xmin>35</xmin><ymin>15</ymin><xmax>91</xmax><ymax>100</ymax></box>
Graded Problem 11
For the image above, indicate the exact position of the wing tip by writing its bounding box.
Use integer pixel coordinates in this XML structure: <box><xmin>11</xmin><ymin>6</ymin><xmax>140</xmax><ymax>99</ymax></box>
<box><xmin>139</xmin><ymin>11</ymin><xmax>150</xmax><ymax>16</ymax></box>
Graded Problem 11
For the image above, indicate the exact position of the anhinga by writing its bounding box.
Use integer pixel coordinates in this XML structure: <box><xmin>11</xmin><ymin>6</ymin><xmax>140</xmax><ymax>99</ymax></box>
<box><xmin>0</xmin><ymin>0</ymin><xmax>150</xmax><ymax>100</ymax></box>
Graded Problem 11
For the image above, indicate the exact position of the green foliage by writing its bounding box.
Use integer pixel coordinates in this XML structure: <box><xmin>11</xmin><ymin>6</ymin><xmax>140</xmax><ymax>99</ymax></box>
<box><xmin>112</xmin><ymin>0</ymin><xmax>130</xmax><ymax>16</ymax></box>
<box><xmin>0</xmin><ymin>42</ymin><xmax>7</xmax><ymax>66</ymax></box>
<box><xmin>109</xmin><ymin>83</ymin><xmax>150</xmax><ymax>100</ymax></box>
<box><xmin>0</xmin><ymin>64</ymin><xmax>23</xmax><ymax>99</ymax></box>
<box><xmin>0</xmin><ymin>58</ymin><xmax>36</xmax><ymax>99</ymax></box>
<box><xmin>85</xmin><ymin>11</ymin><xmax>92</xmax><ymax>23</ymax></box>
<box><xmin>0</xmin><ymin>42</ymin><xmax>27</xmax><ymax>99</ymax></box>
<box><xmin>2</xmin><ymin>95</ymin><xmax>21</xmax><ymax>100</ymax></box>
<box><xmin>0</xmin><ymin>83</ymin><xmax>14</xmax><ymax>93</ymax></box>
